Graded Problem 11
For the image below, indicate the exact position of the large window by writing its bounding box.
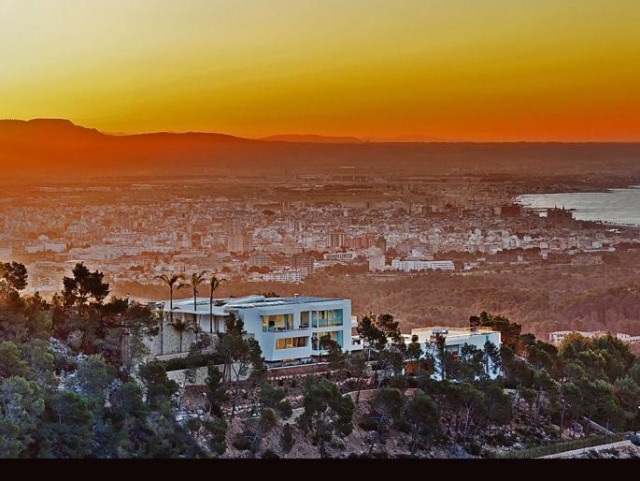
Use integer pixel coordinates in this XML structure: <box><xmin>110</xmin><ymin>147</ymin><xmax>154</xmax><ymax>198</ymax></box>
<box><xmin>312</xmin><ymin>331</ymin><xmax>343</xmax><ymax>350</ymax></box>
<box><xmin>311</xmin><ymin>309</ymin><xmax>344</xmax><ymax>328</ymax></box>
<box><xmin>300</xmin><ymin>311</ymin><xmax>310</xmax><ymax>329</ymax></box>
<box><xmin>275</xmin><ymin>337</ymin><xmax>308</xmax><ymax>350</ymax></box>
<box><xmin>262</xmin><ymin>313</ymin><xmax>294</xmax><ymax>332</ymax></box>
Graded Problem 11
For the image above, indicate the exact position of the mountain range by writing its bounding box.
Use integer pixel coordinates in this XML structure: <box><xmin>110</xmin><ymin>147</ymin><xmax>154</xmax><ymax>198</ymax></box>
<box><xmin>1</xmin><ymin>118</ymin><xmax>639</xmax><ymax>180</ymax></box>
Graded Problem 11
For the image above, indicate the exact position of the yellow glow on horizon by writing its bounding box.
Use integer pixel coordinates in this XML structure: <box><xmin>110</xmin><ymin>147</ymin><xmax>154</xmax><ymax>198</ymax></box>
<box><xmin>1</xmin><ymin>0</ymin><xmax>639</xmax><ymax>141</ymax></box>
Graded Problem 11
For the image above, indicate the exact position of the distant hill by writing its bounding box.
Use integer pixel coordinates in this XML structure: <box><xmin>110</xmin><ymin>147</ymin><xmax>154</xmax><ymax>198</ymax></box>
<box><xmin>364</xmin><ymin>134</ymin><xmax>450</xmax><ymax>142</ymax></box>
<box><xmin>261</xmin><ymin>134</ymin><xmax>364</xmax><ymax>144</ymax></box>
<box><xmin>0</xmin><ymin>118</ymin><xmax>262</xmax><ymax>178</ymax></box>
<box><xmin>2</xmin><ymin>118</ymin><xmax>640</xmax><ymax>181</ymax></box>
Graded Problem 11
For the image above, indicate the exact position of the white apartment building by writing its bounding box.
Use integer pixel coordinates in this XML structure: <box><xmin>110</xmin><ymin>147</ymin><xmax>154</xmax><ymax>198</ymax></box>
<box><xmin>24</xmin><ymin>241</ymin><xmax>67</xmax><ymax>254</ymax></box>
<box><xmin>548</xmin><ymin>330</ymin><xmax>639</xmax><ymax>346</ymax></box>
<box><xmin>368</xmin><ymin>254</ymin><xmax>386</xmax><ymax>272</ymax></box>
<box><xmin>254</xmin><ymin>270</ymin><xmax>305</xmax><ymax>283</ymax></box>
<box><xmin>390</xmin><ymin>259</ymin><xmax>455</xmax><ymax>272</ymax></box>
<box><xmin>324</xmin><ymin>252</ymin><xmax>357</xmax><ymax>262</ymax></box>
<box><xmin>407</xmin><ymin>326</ymin><xmax>502</xmax><ymax>380</ymax></box>
<box><xmin>158</xmin><ymin>295</ymin><xmax>362</xmax><ymax>363</ymax></box>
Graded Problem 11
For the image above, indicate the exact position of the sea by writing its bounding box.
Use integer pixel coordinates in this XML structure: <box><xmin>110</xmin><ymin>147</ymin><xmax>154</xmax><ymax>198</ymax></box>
<box><xmin>515</xmin><ymin>186</ymin><xmax>640</xmax><ymax>228</ymax></box>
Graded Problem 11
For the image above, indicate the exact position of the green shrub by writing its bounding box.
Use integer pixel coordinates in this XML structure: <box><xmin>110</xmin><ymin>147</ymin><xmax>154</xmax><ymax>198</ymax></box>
<box><xmin>262</xmin><ymin>449</ymin><xmax>280</xmax><ymax>459</ymax></box>
<box><xmin>358</xmin><ymin>415</ymin><xmax>378</xmax><ymax>431</ymax></box>
<box><xmin>232</xmin><ymin>434</ymin><xmax>252</xmax><ymax>451</ymax></box>
<box><xmin>466</xmin><ymin>442</ymin><xmax>482</xmax><ymax>456</ymax></box>
<box><xmin>395</xmin><ymin>419</ymin><xmax>411</xmax><ymax>434</ymax></box>
<box><xmin>163</xmin><ymin>351</ymin><xmax>225</xmax><ymax>371</ymax></box>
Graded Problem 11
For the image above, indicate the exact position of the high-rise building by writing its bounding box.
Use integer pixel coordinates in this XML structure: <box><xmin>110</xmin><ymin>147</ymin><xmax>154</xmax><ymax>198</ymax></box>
<box><xmin>368</xmin><ymin>254</ymin><xmax>386</xmax><ymax>272</ymax></box>
<box><xmin>291</xmin><ymin>252</ymin><xmax>315</xmax><ymax>275</ymax></box>
<box><xmin>223</xmin><ymin>218</ymin><xmax>242</xmax><ymax>235</ymax></box>
<box><xmin>327</xmin><ymin>231</ymin><xmax>348</xmax><ymax>249</ymax></box>
<box><xmin>348</xmin><ymin>234</ymin><xmax>376</xmax><ymax>250</ymax></box>
<box><xmin>227</xmin><ymin>231</ymin><xmax>253</xmax><ymax>254</ymax></box>
<box><xmin>190</xmin><ymin>232</ymin><xmax>202</xmax><ymax>249</ymax></box>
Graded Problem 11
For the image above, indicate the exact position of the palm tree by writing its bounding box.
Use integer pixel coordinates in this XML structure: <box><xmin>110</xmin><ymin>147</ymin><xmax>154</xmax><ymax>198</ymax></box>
<box><xmin>169</xmin><ymin>316</ymin><xmax>196</xmax><ymax>353</ymax></box>
<box><xmin>185</xmin><ymin>270</ymin><xmax>207</xmax><ymax>309</ymax></box>
<box><xmin>155</xmin><ymin>273</ymin><xmax>185</xmax><ymax>355</ymax></box>
<box><xmin>184</xmin><ymin>270</ymin><xmax>207</xmax><ymax>344</ymax></box>
<box><xmin>208</xmin><ymin>273</ymin><xmax>221</xmax><ymax>334</ymax></box>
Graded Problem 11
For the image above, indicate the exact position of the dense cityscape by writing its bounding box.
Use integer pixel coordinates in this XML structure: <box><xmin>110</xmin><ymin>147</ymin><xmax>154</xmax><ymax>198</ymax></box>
<box><xmin>1</xmin><ymin>172</ymin><xmax>632</xmax><ymax>302</ymax></box>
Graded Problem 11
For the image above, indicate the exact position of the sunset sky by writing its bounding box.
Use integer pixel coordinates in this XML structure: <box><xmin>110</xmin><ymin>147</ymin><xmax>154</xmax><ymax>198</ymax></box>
<box><xmin>1</xmin><ymin>0</ymin><xmax>639</xmax><ymax>141</ymax></box>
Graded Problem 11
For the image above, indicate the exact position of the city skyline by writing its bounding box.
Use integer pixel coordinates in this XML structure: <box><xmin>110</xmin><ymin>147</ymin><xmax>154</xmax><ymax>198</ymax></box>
<box><xmin>2</xmin><ymin>0</ymin><xmax>639</xmax><ymax>142</ymax></box>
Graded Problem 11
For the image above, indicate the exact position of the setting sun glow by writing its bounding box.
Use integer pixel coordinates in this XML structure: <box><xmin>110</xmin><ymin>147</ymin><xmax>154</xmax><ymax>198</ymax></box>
<box><xmin>1</xmin><ymin>0</ymin><xmax>639</xmax><ymax>141</ymax></box>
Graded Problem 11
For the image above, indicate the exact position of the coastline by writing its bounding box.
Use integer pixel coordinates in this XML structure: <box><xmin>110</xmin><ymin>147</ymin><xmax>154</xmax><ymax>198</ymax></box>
<box><xmin>514</xmin><ymin>186</ymin><xmax>640</xmax><ymax>229</ymax></box>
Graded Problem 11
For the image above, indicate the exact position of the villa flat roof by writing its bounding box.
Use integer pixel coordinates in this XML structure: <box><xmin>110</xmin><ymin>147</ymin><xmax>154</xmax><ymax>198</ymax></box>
<box><xmin>228</xmin><ymin>296</ymin><xmax>340</xmax><ymax>308</ymax></box>
<box><xmin>408</xmin><ymin>326</ymin><xmax>498</xmax><ymax>343</ymax></box>
<box><xmin>160</xmin><ymin>295</ymin><xmax>347</xmax><ymax>314</ymax></box>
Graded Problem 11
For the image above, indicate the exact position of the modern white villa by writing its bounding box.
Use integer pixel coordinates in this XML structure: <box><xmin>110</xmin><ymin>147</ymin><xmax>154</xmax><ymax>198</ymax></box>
<box><xmin>406</xmin><ymin>326</ymin><xmax>502</xmax><ymax>380</ymax></box>
<box><xmin>146</xmin><ymin>294</ymin><xmax>503</xmax><ymax>379</ymax></box>
<box><xmin>153</xmin><ymin>294</ymin><xmax>363</xmax><ymax>363</ymax></box>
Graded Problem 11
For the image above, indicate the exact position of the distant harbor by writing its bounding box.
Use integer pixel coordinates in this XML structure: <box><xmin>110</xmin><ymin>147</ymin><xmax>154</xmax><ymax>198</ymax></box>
<box><xmin>516</xmin><ymin>186</ymin><xmax>640</xmax><ymax>228</ymax></box>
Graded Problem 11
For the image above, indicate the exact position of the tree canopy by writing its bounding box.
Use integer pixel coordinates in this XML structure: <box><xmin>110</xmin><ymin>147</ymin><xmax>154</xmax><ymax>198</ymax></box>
<box><xmin>62</xmin><ymin>262</ymin><xmax>110</xmax><ymax>308</ymax></box>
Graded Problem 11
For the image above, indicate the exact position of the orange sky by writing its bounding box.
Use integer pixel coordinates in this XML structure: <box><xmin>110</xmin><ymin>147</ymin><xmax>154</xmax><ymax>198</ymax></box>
<box><xmin>1</xmin><ymin>0</ymin><xmax>639</xmax><ymax>141</ymax></box>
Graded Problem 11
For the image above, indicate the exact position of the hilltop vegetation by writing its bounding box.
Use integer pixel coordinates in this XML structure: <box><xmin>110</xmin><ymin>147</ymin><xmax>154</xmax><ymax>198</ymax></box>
<box><xmin>2</xmin><ymin>261</ymin><xmax>640</xmax><ymax>458</ymax></box>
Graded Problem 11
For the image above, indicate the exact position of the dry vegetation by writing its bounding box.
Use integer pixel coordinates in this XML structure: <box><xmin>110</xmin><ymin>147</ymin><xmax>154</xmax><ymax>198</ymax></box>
<box><xmin>181</xmin><ymin>376</ymin><xmax>575</xmax><ymax>459</ymax></box>
<box><xmin>117</xmin><ymin>249</ymin><xmax>640</xmax><ymax>343</ymax></box>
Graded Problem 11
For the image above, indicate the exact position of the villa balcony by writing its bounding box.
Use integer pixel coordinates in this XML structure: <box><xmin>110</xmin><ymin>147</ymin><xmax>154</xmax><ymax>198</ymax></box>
<box><xmin>262</xmin><ymin>325</ymin><xmax>310</xmax><ymax>333</ymax></box>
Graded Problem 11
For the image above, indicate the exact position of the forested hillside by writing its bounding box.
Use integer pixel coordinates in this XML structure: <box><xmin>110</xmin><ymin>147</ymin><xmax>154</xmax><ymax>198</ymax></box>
<box><xmin>2</xmin><ymin>261</ymin><xmax>640</xmax><ymax>458</ymax></box>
